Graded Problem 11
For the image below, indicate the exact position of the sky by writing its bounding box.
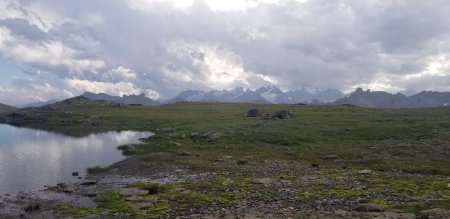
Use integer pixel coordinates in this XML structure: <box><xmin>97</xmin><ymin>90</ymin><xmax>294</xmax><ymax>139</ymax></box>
<box><xmin>1</xmin><ymin>0</ymin><xmax>450</xmax><ymax>106</ymax></box>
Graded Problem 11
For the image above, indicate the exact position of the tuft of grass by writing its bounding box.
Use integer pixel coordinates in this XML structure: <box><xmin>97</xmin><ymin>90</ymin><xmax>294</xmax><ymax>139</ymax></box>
<box><xmin>87</xmin><ymin>165</ymin><xmax>111</xmax><ymax>174</ymax></box>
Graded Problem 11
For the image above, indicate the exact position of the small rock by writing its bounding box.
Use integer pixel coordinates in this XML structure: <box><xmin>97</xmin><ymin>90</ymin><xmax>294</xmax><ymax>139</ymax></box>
<box><xmin>63</xmin><ymin>185</ymin><xmax>75</xmax><ymax>193</ymax></box>
<box><xmin>24</xmin><ymin>202</ymin><xmax>40</xmax><ymax>212</ymax></box>
<box><xmin>214</xmin><ymin>159</ymin><xmax>226</xmax><ymax>162</ymax></box>
<box><xmin>131</xmin><ymin>202</ymin><xmax>154</xmax><ymax>209</ymax></box>
<box><xmin>323</xmin><ymin>155</ymin><xmax>339</xmax><ymax>160</ymax></box>
<box><xmin>57</xmin><ymin>183</ymin><xmax>67</xmax><ymax>188</ymax></box>
<box><xmin>119</xmin><ymin>188</ymin><xmax>149</xmax><ymax>196</ymax></box>
<box><xmin>357</xmin><ymin>169</ymin><xmax>373</xmax><ymax>175</ymax></box>
<box><xmin>355</xmin><ymin>203</ymin><xmax>384</xmax><ymax>212</ymax></box>
<box><xmin>396</xmin><ymin>213</ymin><xmax>416</xmax><ymax>219</ymax></box>
<box><xmin>223</xmin><ymin>155</ymin><xmax>233</xmax><ymax>159</ymax></box>
<box><xmin>178</xmin><ymin>151</ymin><xmax>193</xmax><ymax>156</ymax></box>
<box><xmin>251</xmin><ymin>178</ymin><xmax>276</xmax><ymax>185</ymax></box>
<box><xmin>80</xmin><ymin>181</ymin><xmax>98</xmax><ymax>186</ymax></box>
<box><xmin>173</xmin><ymin>142</ymin><xmax>182</xmax><ymax>146</ymax></box>
<box><xmin>162</xmin><ymin>128</ymin><xmax>174</xmax><ymax>134</ymax></box>
<box><xmin>71</xmin><ymin>171</ymin><xmax>79</xmax><ymax>176</ymax></box>
<box><xmin>126</xmin><ymin>195</ymin><xmax>143</xmax><ymax>202</ymax></box>
<box><xmin>255</xmin><ymin>120</ymin><xmax>267</xmax><ymax>126</ymax></box>
<box><xmin>418</xmin><ymin>208</ymin><xmax>450</xmax><ymax>219</ymax></box>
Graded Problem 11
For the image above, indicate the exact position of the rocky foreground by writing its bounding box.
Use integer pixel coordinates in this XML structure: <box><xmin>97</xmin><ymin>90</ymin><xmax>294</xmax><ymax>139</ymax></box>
<box><xmin>1</xmin><ymin>155</ymin><xmax>449</xmax><ymax>219</ymax></box>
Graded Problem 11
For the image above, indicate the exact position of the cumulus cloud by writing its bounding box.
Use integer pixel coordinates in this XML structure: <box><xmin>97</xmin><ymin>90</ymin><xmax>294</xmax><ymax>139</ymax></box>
<box><xmin>1</xmin><ymin>0</ymin><xmax>450</xmax><ymax>105</ymax></box>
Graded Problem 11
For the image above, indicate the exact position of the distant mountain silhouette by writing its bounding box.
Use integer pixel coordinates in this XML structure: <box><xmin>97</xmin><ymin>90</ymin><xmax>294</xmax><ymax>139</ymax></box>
<box><xmin>21</xmin><ymin>99</ymin><xmax>59</xmax><ymax>108</ymax></box>
<box><xmin>0</xmin><ymin>102</ymin><xmax>16</xmax><ymax>113</ymax></box>
<box><xmin>82</xmin><ymin>92</ymin><xmax>158</xmax><ymax>105</ymax></box>
<box><xmin>335</xmin><ymin>88</ymin><xmax>450</xmax><ymax>108</ymax></box>
<box><xmin>169</xmin><ymin>86</ymin><xmax>344</xmax><ymax>104</ymax></box>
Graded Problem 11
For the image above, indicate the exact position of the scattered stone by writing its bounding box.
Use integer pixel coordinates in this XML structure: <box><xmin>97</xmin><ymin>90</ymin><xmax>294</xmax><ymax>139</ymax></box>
<box><xmin>203</xmin><ymin>132</ymin><xmax>220</xmax><ymax>141</ymax></box>
<box><xmin>418</xmin><ymin>208</ymin><xmax>450</xmax><ymax>219</ymax></box>
<box><xmin>57</xmin><ymin>183</ymin><xmax>67</xmax><ymax>188</ymax></box>
<box><xmin>126</xmin><ymin>195</ymin><xmax>144</xmax><ymax>202</ymax></box>
<box><xmin>119</xmin><ymin>188</ymin><xmax>149</xmax><ymax>197</ymax></box>
<box><xmin>251</xmin><ymin>178</ymin><xmax>276</xmax><ymax>185</ymax></box>
<box><xmin>357</xmin><ymin>169</ymin><xmax>373</xmax><ymax>175</ymax></box>
<box><xmin>354</xmin><ymin>203</ymin><xmax>384</xmax><ymax>212</ymax></box>
<box><xmin>269</xmin><ymin>110</ymin><xmax>294</xmax><ymax>119</ymax></box>
<box><xmin>63</xmin><ymin>185</ymin><xmax>75</xmax><ymax>193</ymax></box>
<box><xmin>71</xmin><ymin>171</ymin><xmax>79</xmax><ymax>176</ymax></box>
<box><xmin>255</xmin><ymin>120</ymin><xmax>268</xmax><ymax>127</ymax></box>
<box><xmin>223</xmin><ymin>155</ymin><xmax>233</xmax><ymax>159</ymax></box>
<box><xmin>178</xmin><ymin>151</ymin><xmax>193</xmax><ymax>156</ymax></box>
<box><xmin>190</xmin><ymin>132</ymin><xmax>200</xmax><ymax>138</ymax></box>
<box><xmin>131</xmin><ymin>202</ymin><xmax>154</xmax><ymax>209</ymax></box>
<box><xmin>80</xmin><ymin>181</ymin><xmax>98</xmax><ymax>186</ymax></box>
<box><xmin>245</xmin><ymin>108</ymin><xmax>262</xmax><ymax>117</ymax></box>
<box><xmin>398</xmin><ymin>214</ymin><xmax>416</xmax><ymax>219</ymax></box>
<box><xmin>322</xmin><ymin>155</ymin><xmax>339</xmax><ymax>160</ymax></box>
<box><xmin>162</xmin><ymin>127</ymin><xmax>175</xmax><ymax>134</ymax></box>
<box><xmin>214</xmin><ymin>159</ymin><xmax>226</xmax><ymax>162</ymax></box>
<box><xmin>24</xmin><ymin>202</ymin><xmax>40</xmax><ymax>212</ymax></box>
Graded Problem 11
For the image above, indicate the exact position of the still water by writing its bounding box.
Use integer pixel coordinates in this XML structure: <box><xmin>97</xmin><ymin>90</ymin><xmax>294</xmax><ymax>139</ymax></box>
<box><xmin>0</xmin><ymin>124</ymin><xmax>152</xmax><ymax>194</ymax></box>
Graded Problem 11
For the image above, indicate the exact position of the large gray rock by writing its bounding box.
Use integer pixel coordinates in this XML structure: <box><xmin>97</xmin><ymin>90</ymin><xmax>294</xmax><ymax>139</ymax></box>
<box><xmin>354</xmin><ymin>203</ymin><xmax>384</xmax><ymax>212</ymax></box>
<box><xmin>246</xmin><ymin>108</ymin><xmax>262</xmax><ymax>117</ymax></box>
<box><xmin>270</xmin><ymin>110</ymin><xmax>294</xmax><ymax>119</ymax></box>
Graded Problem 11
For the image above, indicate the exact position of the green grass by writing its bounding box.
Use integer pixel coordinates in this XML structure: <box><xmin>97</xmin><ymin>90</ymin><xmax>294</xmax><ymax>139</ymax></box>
<box><xmin>3</xmin><ymin>102</ymin><xmax>450</xmax><ymax>216</ymax></box>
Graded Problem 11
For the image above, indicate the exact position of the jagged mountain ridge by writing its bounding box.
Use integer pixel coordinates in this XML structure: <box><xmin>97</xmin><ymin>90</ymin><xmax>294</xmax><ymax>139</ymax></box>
<box><xmin>335</xmin><ymin>88</ymin><xmax>450</xmax><ymax>108</ymax></box>
<box><xmin>169</xmin><ymin>86</ymin><xmax>344</xmax><ymax>104</ymax></box>
<box><xmin>82</xmin><ymin>92</ymin><xmax>159</xmax><ymax>105</ymax></box>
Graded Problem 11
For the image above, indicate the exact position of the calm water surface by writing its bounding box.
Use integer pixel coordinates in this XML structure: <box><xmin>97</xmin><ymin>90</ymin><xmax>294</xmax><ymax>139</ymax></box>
<box><xmin>0</xmin><ymin>124</ymin><xmax>152</xmax><ymax>194</ymax></box>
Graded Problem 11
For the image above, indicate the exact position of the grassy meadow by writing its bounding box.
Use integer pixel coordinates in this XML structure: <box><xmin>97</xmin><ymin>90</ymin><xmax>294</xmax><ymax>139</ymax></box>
<box><xmin>3</xmin><ymin>102</ymin><xmax>450</xmax><ymax>217</ymax></box>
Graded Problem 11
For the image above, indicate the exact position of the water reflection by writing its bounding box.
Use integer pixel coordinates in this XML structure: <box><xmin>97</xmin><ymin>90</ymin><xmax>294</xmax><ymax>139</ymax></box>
<box><xmin>0</xmin><ymin>124</ymin><xmax>152</xmax><ymax>194</ymax></box>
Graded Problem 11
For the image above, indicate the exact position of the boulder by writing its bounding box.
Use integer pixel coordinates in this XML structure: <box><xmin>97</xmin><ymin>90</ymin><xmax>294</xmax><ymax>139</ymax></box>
<box><xmin>246</xmin><ymin>108</ymin><xmax>262</xmax><ymax>117</ymax></box>
<box><xmin>270</xmin><ymin>110</ymin><xmax>293</xmax><ymax>119</ymax></box>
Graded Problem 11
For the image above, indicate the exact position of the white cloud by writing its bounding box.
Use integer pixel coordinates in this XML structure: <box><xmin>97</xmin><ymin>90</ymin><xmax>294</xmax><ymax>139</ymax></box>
<box><xmin>0</xmin><ymin>26</ymin><xmax>105</xmax><ymax>77</ymax></box>
<box><xmin>1</xmin><ymin>0</ymin><xmax>450</xmax><ymax>105</ymax></box>
<box><xmin>65</xmin><ymin>79</ymin><xmax>142</xmax><ymax>97</ymax></box>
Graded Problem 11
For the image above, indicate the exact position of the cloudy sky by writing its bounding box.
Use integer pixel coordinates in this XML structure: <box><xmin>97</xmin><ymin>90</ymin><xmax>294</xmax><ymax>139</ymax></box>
<box><xmin>1</xmin><ymin>0</ymin><xmax>450</xmax><ymax>105</ymax></box>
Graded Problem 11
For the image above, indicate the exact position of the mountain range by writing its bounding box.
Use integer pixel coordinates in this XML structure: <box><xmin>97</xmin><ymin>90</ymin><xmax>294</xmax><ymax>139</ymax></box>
<box><xmin>82</xmin><ymin>92</ymin><xmax>159</xmax><ymax>105</ymax></box>
<box><xmin>335</xmin><ymin>88</ymin><xmax>450</xmax><ymax>108</ymax></box>
<box><xmin>6</xmin><ymin>86</ymin><xmax>450</xmax><ymax>109</ymax></box>
<box><xmin>169</xmin><ymin>86</ymin><xmax>344</xmax><ymax>104</ymax></box>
